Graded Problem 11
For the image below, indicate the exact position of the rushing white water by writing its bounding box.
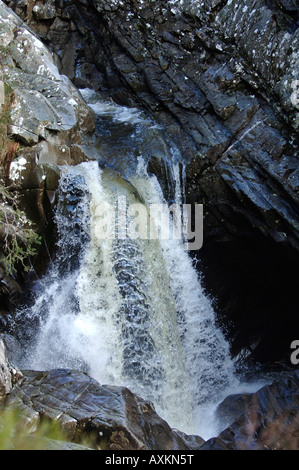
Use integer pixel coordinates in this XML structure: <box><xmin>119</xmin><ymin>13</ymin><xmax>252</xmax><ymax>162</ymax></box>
<box><xmin>17</xmin><ymin>91</ymin><xmax>246</xmax><ymax>438</ymax></box>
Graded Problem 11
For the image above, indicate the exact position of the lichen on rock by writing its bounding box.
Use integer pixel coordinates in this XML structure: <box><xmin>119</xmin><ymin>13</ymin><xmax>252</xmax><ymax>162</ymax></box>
<box><xmin>0</xmin><ymin>334</ymin><xmax>22</xmax><ymax>399</ymax></box>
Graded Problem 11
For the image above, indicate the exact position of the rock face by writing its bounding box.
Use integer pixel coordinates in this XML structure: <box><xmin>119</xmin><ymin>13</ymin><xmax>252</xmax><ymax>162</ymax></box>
<box><xmin>0</xmin><ymin>1</ymin><xmax>95</xmax><ymax>156</ymax></box>
<box><xmin>0</xmin><ymin>0</ymin><xmax>97</xmax><ymax>306</ymax></box>
<box><xmin>6</xmin><ymin>0</ymin><xmax>298</xmax><ymax>247</ymax></box>
<box><xmin>0</xmin><ymin>0</ymin><xmax>96</xmax><ymax>220</ymax></box>
<box><xmin>0</xmin><ymin>334</ymin><xmax>22</xmax><ymax>398</ymax></box>
<box><xmin>202</xmin><ymin>370</ymin><xmax>299</xmax><ymax>450</ymax></box>
<box><xmin>4</xmin><ymin>0</ymin><xmax>299</xmax><ymax>363</ymax></box>
<box><xmin>4</xmin><ymin>368</ymin><xmax>194</xmax><ymax>450</ymax></box>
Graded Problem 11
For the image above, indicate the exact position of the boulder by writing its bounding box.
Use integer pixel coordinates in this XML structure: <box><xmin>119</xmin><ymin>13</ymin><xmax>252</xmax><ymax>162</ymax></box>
<box><xmin>4</xmin><ymin>368</ymin><xmax>196</xmax><ymax>450</ymax></box>
<box><xmin>37</xmin><ymin>438</ymin><xmax>94</xmax><ymax>450</ymax></box>
<box><xmin>0</xmin><ymin>334</ymin><xmax>23</xmax><ymax>399</ymax></box>
<box><xmin>0</xmin><ymin>0</ymin><xmax>96</xmax><ymax>170</ymax></box>
<box><xmin>202</xmin><ymin>370</ymin><xmax>299</xmax><ymax>450</ymax></box>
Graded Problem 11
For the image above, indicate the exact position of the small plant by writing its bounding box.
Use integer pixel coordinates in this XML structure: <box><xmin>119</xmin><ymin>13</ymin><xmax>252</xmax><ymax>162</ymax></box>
<box><xmin>0</xmin><ymin>407</ymin><xmax>66</xmax><ymax>450</ymax></box>
<box><xmin>0</xmin><ymin>182</ymin><xmax>41</xmax><ymax>275</ymax></box>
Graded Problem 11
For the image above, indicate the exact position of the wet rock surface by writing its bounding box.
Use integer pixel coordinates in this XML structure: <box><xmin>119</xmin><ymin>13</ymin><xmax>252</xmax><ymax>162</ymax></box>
<box><xmin>203</xmin><ymin>370</ymin><xmax>299</xmax><ymax>450</ymax></box>
<box><xmin>0</xmin><ymin>1</ymin><xmax>96</xmax><ymax>171</ymax></box>
<box><xmin>4</xmin><ymin>368</ymin><xmax>193</xmax><ymax>450</ymax></box>
<box><xmin>0</xmin><ymin>334</ymin><xmax>23</xmax><ymax>399</ymax></box>
<box><xmin>2</xmin><ymin>364</ymin><xmax>299</xmax><ymax>450</ymax></box>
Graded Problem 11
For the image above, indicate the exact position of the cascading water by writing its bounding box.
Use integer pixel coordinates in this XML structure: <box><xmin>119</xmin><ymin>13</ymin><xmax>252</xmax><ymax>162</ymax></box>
<box><xmin>16</xmin><ymin>90</ymin><xmax>245</xmax><ymax>439</ymax></box>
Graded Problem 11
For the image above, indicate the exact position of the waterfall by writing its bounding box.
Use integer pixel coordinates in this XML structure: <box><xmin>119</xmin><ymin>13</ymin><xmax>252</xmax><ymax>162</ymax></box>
<box><xmin>17</xmin><ymin>91</ymin><xmax>240</xmax><ymax>438</ymax></box>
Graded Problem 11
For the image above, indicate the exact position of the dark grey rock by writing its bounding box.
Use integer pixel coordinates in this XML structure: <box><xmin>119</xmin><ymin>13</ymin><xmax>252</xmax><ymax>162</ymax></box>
<box><xmin>4</xmin><ymin>368</ymin><xmax>196</xmax><ymax>450</ymax></box>
<box><xmin>0</xmin><ymin>333</ymin><xmax>23</xmax><ymax>399</ymax></box>
<box><xmin>0</xmin><ymin>0</ymin><xmax>96</xmax><ymax>161</ymax></box>
<box><xmin>202</xmin><ymin>370</ymin><xmax>299</xmax><ymax>450</ymax></box>
<box><xmin>172</xmin><ymin>429</ymin><xmax>205</xmax><ymax>450</ymax></box>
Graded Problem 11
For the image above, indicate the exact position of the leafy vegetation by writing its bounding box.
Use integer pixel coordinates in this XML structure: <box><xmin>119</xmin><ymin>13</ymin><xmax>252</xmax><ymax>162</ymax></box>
<box><xmin>0</xmin><ymin>82</ymin><xmax>41</xmax><ymax>275</ymax></box>
<box><xmin>0</xmin><ymin>185</ymin><xmax>41</xmax><ymax>274</ymax></box>
<box><xmin>0</xmin><ymin>407</ymin><xmax>66</xmax><ymax>450</ymax></box>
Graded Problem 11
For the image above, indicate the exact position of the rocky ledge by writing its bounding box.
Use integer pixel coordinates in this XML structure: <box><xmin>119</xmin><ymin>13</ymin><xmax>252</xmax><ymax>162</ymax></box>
<box><xmin>3</xmin><ymin>367</ymin><xmax>202</xmax><ymax>450</ymax></box>
<box><xmin>203</xmin><ymin>369</ymin><xmax>299</xmax><ymax>450</ymax></box>
<box><xmin>0</xmin><ymin>1</ymin><xmax>95</xmax><ymax>155</ymax></box>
